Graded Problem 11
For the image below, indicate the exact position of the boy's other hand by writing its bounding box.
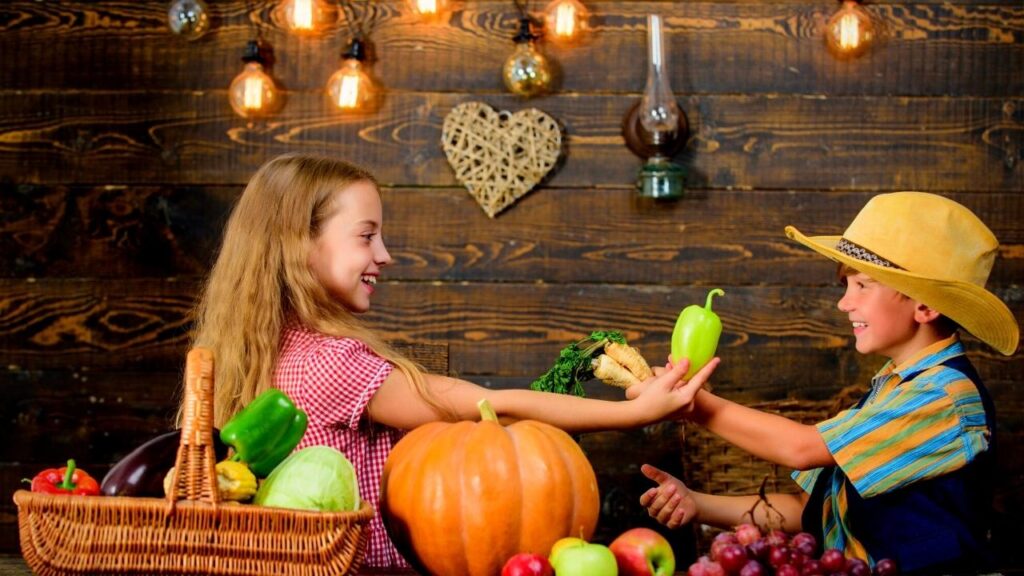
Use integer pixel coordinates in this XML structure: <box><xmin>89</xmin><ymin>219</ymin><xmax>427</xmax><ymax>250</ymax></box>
<box><xmin>639</xmin><ymin>463</ymin><xmax>697</xmax><ymax>529</ymax></box>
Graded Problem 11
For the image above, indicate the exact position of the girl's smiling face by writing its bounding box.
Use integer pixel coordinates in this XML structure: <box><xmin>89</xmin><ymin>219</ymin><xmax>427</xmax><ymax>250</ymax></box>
<box><xmin>308</xmin><ymin>180</ymin><xmax>391</xmax><ymax>313</ymax></box>
<box><xmin>837</xmin><ymin>271</ymin><xmax>920</xmax><ymax>363</ymax></box>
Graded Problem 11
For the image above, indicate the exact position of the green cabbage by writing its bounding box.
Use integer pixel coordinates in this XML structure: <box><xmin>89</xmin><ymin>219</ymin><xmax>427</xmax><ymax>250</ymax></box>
<box><xmin>253</xmin><ymin>446</ymin><xmax>360</xmax><ymax>512</ymax></box>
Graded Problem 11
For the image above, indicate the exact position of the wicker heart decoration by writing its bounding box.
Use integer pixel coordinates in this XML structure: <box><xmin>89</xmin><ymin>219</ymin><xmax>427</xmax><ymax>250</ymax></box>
<box><xmin>442</xmin><ymin>101</ymin><xmax>562</xmax><ymax>218</ymax></box>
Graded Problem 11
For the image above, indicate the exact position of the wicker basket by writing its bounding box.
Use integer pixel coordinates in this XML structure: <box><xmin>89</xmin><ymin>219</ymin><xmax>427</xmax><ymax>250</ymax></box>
<box><xmin>14</xmin><ymin>348</ymin><xmax>374</xmax><ymax>576</ymax></box>
<box><xmin>681</xmin><ymin>389</ymin><xmax>864</xmax><ymax>550</ymax></box>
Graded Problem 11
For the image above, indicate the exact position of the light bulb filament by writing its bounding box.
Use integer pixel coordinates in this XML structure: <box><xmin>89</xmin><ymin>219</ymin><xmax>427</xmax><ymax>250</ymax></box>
<box><xmin>554</xmin><ymin>3</ymin><xmax>576</xmax><ymax>37</ymax></box>
<box><xmin>338</xmin><ymin>75</ymin><xmax>361</xmax><ymax>108</ymax></box>
<box><xmin>243</xmin><ymin>76</ymin><xmax>264</xmax><ymax>110</ymax></box>
<box><xmin>416</xmin><ymin>0</ymin><xmax>438</xmax><ymax>14</ymax></box>
<box><xmin>292</xmin><ymin>0</ymin><xmax>313</xmax><ymax>29</ymax></box>
<box><xmin>838</xmin><ymin>13</ymin><xmax>860</xmax><ymax>50</ymax></box>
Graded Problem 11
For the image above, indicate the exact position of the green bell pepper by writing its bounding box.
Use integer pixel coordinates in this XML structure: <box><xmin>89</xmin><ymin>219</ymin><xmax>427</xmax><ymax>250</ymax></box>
<box><xmin>220</xmin><ymin>388</ymin><xmax>309</xmax><ymax>478</ymax></box>
<box><xmin>671</xmin><ymin>288</ymin><xmax>725</xmax><ymax>379</ymax></box>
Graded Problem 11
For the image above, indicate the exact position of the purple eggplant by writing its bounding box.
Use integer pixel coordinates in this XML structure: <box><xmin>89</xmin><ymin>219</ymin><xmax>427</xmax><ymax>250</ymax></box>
<box><xmin>100</xmin><ymin>429</ymin><xmax>228</xmax><ymax>497</ymax></box>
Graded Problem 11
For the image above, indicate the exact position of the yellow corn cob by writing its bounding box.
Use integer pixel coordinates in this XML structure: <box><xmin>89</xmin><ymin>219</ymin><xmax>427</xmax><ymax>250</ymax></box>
<box><xmin>604</xmin><ymin>342</ymin><xmax>653</xmax><ymax>381</ymax></box>
<box><xmin>593</xmin><ymin>354</ymin><xmax>642</xmax><ymax>389</ymax></box>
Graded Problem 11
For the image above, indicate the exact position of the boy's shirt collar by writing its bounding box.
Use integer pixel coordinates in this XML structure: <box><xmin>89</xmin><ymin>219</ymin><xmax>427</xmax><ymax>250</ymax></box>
<box><xmin>872</xmin><ymin>334</ymin><xmax>963</xmax><ymax>385</ymax></box>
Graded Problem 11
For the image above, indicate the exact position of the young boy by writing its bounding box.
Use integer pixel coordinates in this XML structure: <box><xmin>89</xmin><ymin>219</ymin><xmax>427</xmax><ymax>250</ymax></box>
<box><xmin>637</xmin><ymin>192</ymin><xmax>1019</xmax><ymax>573</ymax></box>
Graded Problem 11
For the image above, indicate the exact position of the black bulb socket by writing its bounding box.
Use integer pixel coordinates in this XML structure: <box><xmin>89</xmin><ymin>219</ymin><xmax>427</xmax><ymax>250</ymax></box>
<box><xmin>241</xmin><ymin>40</ymin><xmax>265</xmax><ymax>64</ymax></box>
<box><xmin>343</xmin><ymin>37</ymin><xmax>367</xmax><ymax>61</ymax></box>
<box><xmin>512</xmin><ymin>17</ymin><xmax>539</xmax><ymax>43</ymax></box>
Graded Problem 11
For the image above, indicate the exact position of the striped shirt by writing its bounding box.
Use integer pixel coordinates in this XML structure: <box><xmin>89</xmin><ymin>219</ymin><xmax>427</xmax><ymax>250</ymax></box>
<box><xmin>793</xmin><ymin>335</ymin><xmax>990</xmax><ymax>560</ymax></box>
<box><xmin>275</xmin><ymin>325</ymin><xmax>408</xmax><ymax>568</ymax></box>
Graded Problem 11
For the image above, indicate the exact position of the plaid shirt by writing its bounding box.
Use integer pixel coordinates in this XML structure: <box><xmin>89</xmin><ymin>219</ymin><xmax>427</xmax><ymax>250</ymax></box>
<box><xmin>275</xmin><ymin>325</ymin><xmax>407</xmax><ymax>568</ymax></box>
<box><xmin>793</xmin><ymin>335</ymin><xmax>989</xmax><ymax>561</ymax></box>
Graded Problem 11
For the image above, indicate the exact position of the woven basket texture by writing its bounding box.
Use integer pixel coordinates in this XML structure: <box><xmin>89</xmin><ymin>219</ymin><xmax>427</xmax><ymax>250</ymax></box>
<box><xmin>14</xmin><ymin>348</ymin><xmax>373</xmax><ymax>576</ymax></box>
<box><xmin>682</xmin><ymin>387</ymin><xmax>864</xmax><ymax>550</ymax></box>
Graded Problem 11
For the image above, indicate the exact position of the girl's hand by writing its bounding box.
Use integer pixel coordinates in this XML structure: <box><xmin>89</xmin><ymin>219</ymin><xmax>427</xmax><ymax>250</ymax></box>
<box><xmin>639</xmin><ymin>464</ymin><xmax>697</xmax><ymax>529</ymax></box>
<box><xmin>628</xmin><ymin>357</ymin><xmax>720</xmax><ymax>421</ymax></box>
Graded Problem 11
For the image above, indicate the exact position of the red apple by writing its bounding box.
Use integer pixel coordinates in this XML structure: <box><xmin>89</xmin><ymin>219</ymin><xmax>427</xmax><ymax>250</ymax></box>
<box><xmin>502</xmin><ymin>553</ymin><xmax>554</xmax><ymax>576</ymax></box>
<box><xmin>609</xmin><ymin>527</ymin><xmax>676</xmax><ymax>576</ymax></box>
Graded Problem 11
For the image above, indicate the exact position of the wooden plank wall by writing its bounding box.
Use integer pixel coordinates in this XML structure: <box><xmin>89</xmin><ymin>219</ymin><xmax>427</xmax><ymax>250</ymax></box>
<box><xmin>1</xmin><ymin>0</ymin><xmax>1022</xmax><ymax>567</ymax></box>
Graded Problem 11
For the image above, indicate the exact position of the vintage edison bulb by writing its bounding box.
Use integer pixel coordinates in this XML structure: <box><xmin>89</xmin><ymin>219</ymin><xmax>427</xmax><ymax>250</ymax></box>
<box><xmin>825</xmin><ymin>0</ymin><xmax>875</xmax><ymax>58</ymax></box>
<box><xmin>167</xmin><ymin>0</ymin><xmax>210</xmax><ymax>40</ymax></box>
<box><xmin>407</xmin><ymin>0</ymin><xmax>448</xmax><ymax>20</ymax></box>
<box><xmin>503</xmin><ymin>39</ymin><xmax>552</xmax><ymax>97</ymax></box>
<box><xmin>229</xmin><ymin>62</ymin><xmax>278</xmax><ymax>118</ymax></box>
<box><xmin>327</xmin><ymin>58</ymin><xmax>374</xmax><ymax>111</ymax></box>
<box><xmin>543</xmin><ymin>0</ymin><xmax>589</xmax><ymax>43</ymax></box>
<box><xmin>281</xmin><ymin>0</ymin><xmax>332</xmax><ymax>34</ymax></box>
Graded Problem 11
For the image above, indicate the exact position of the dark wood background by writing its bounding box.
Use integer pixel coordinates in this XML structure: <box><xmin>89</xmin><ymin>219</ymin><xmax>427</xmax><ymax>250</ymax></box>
<box><xmin>1</xmin><ymin>0</ymin><xmax>1021</xmax><ymax>569</ymax></box>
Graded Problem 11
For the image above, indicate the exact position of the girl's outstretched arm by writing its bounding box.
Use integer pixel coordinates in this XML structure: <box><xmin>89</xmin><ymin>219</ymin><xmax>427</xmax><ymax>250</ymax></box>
<box><xmin>368</xmin><ymin>357</ymin><xmax>719</xmax><ymax>433</ymax></box>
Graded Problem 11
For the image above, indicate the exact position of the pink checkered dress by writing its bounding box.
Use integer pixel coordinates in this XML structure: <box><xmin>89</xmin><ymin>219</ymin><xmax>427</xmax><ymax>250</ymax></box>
<box><xmin>274</xmin><ymin>324</ymin><xmax>408</xmax><ymax>568</ymax></box>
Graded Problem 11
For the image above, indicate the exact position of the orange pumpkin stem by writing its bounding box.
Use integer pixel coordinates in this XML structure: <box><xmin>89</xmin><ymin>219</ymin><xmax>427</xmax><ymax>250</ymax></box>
<box><xmin>476</xmin><ymin>398</ymin><xmax>499</xmax><ymax>422</ymax></box>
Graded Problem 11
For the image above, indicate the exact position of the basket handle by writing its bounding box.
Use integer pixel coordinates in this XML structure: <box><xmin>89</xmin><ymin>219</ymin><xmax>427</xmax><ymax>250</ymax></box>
<box><xmin>165</xmin><ymin>348</ymin><xmax>221</xmax><ymax>509</ymax></box>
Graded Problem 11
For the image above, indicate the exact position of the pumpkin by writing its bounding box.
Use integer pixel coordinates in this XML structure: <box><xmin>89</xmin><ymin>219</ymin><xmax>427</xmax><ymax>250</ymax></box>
<box><xmin>381</xmin><ymin>399</ymin><xmax>600</xmax><ymax>576</ymax></box>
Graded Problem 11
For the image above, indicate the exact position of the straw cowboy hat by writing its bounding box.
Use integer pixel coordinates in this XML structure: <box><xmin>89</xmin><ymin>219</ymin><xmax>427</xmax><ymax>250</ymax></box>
<box><xmin>785</xmin><ymin>191</ymin><xmax>1019</xmax><ymax>356</ymax></box>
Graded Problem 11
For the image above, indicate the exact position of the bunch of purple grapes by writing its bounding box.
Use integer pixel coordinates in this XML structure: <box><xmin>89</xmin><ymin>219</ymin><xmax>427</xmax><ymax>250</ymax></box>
<box><xmin>686</xmin><ymin>524</ymin><xmax>898</xmax><ymax>576</ymax></box>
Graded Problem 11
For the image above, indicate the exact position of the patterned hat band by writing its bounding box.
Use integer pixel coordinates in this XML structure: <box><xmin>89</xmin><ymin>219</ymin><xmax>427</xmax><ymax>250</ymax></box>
<box><xmin>836</xmin><ymin>238</ymin><xmax>904</xmax><ymax>270</ymax></box>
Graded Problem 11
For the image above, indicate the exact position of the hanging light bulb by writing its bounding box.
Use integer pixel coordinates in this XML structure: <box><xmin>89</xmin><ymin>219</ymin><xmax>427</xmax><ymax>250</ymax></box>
<box><xmin>824</xmin><ymin>0</ymin><xmax>875</xmax><ymax>58</ymax></box>
<box><xmin>622</xmin><ymin>14</ymin><xmax>687</xmax><ymax>199</ymax></box>
<box><xmin>167</xmin><ymin>0</ymin><xmax>210</xmax><ymax>40</ymax></box>
<box><xmin>407</xmin><ymin>0</ymin><xmax>449</xmax><ymax>21</ymax></box>
<box><xmin>228</xmin><ymin>41</ymin><xmax>280</xmax><ymax>119</ymax></box>
<box><xmin>326</xmin><ymin>38</ymin><xmax>375</xmax><ymax>112</ymax></box>
<box><xmin>543</xmin><ymin>0</ymin><xmax>588</xmax><ymax>44</ymax></box>
<box><xmin>502</xmin><ymin>18</ymin><xmax>553</xmax><ymax>98</ymax></box>
<box><xmin>281</xmin><ymin>0</ymin><xmax>332</xmax><ymax>34</ymax></box>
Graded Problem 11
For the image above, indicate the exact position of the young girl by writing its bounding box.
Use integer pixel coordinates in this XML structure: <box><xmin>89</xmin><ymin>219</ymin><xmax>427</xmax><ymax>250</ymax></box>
<box><xmin>186</xmin><ymin>153</ymin><xmax>719</xmax><ymax>567</ymax></box>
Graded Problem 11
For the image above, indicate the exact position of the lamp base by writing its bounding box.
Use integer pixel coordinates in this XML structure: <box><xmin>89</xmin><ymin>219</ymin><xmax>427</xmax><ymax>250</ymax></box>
<box><xmin>637</xmin><ymin>157</ymin><xmax>685</xmax><ymax>199</ymax></box>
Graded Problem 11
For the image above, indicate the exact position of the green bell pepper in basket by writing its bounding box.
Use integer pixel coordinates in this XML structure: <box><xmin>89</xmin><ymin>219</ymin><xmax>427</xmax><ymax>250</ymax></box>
<box><xmin>220</xmin><ymin>389</ymin><xmax>309</xmax><ymax>478</ymax></box>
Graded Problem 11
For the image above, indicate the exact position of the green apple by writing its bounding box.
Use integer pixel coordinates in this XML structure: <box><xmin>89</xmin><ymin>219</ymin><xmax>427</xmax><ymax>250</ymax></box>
<box><xmin>548</xmin><ymin>536</ymin><xmax>587</xmax><ymax>566</ymax></box>
<box><xmin>549</xmin><ymin>539</ymin><xmax>618</xmax><ymax>576</ymax></box>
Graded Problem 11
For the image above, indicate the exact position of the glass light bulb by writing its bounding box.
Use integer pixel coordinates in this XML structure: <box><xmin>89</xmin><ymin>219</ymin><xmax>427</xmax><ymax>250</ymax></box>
<box><xmin>639</xmin><ymin>14</ymin><xmax>680</xmax><ymax>145</ymax></box>
<box><xmin>503</xmin><ymin>41</ymin><xmax>553</xmax><ymax>98</ymax></box>
<box><xmin>408</xmin><ymin>0</ymin><xmax>448</xmax><ymax>20</ymax></box>
<box><xmin>825</xmin><ymin>0</ymin><xmax>875</xmax><ymax>58</ymax></box>
<box><xmin>282</xmin><ymin>0</ymin><xmax>331</xmax><ymax>34</ymax></box>
<box><xmin>167</xmin><ymin>0</ymin><xmax>210</xmax><ymax>40</ymax></box>
<box><xmin>544</xmin><ymin>0</ymin><xmax>588</xmax><ymax>43</ymax></box>
<box><xmin>327</xmin><ymin>59</ymin><xmax>375</xmax><ymax>111</ymax></box>
<box><xmin>229</xmin><ymin>62</ymin><xmax>278</xmax><ymax>118</ymax></box>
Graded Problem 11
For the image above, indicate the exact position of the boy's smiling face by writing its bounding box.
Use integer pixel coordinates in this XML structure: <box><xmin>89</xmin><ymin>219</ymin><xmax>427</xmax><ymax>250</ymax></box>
<box><xmin>837</xmin><ymin>271</ymin><xmax>922</xmax><ymax>363</ymax></box>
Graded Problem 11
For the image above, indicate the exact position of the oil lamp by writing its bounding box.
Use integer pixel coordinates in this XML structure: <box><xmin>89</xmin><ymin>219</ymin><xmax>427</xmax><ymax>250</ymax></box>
<box><xmin>824</xmin><ymin>0</ymin><xmax>875</xmax><ymax>58</ymax></box>
<box><xmin>622</xmin><ymin>14</ymin><xmax>687</xmax><ymax>199</ymax></box>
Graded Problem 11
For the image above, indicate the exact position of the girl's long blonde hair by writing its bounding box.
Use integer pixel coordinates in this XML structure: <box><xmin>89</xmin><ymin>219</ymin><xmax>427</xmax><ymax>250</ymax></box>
<box><xmin>186</xmin><ymin>153</ymin><xmax>440</xmax><ymax>427</ymax></box>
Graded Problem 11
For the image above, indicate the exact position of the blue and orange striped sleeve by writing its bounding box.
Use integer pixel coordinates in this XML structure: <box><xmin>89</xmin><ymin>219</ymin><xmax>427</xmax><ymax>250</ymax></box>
<box><xmin>813</xmin><ymin>367</ymin><xmax>989</xmax><ymax>498</ymax></box>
